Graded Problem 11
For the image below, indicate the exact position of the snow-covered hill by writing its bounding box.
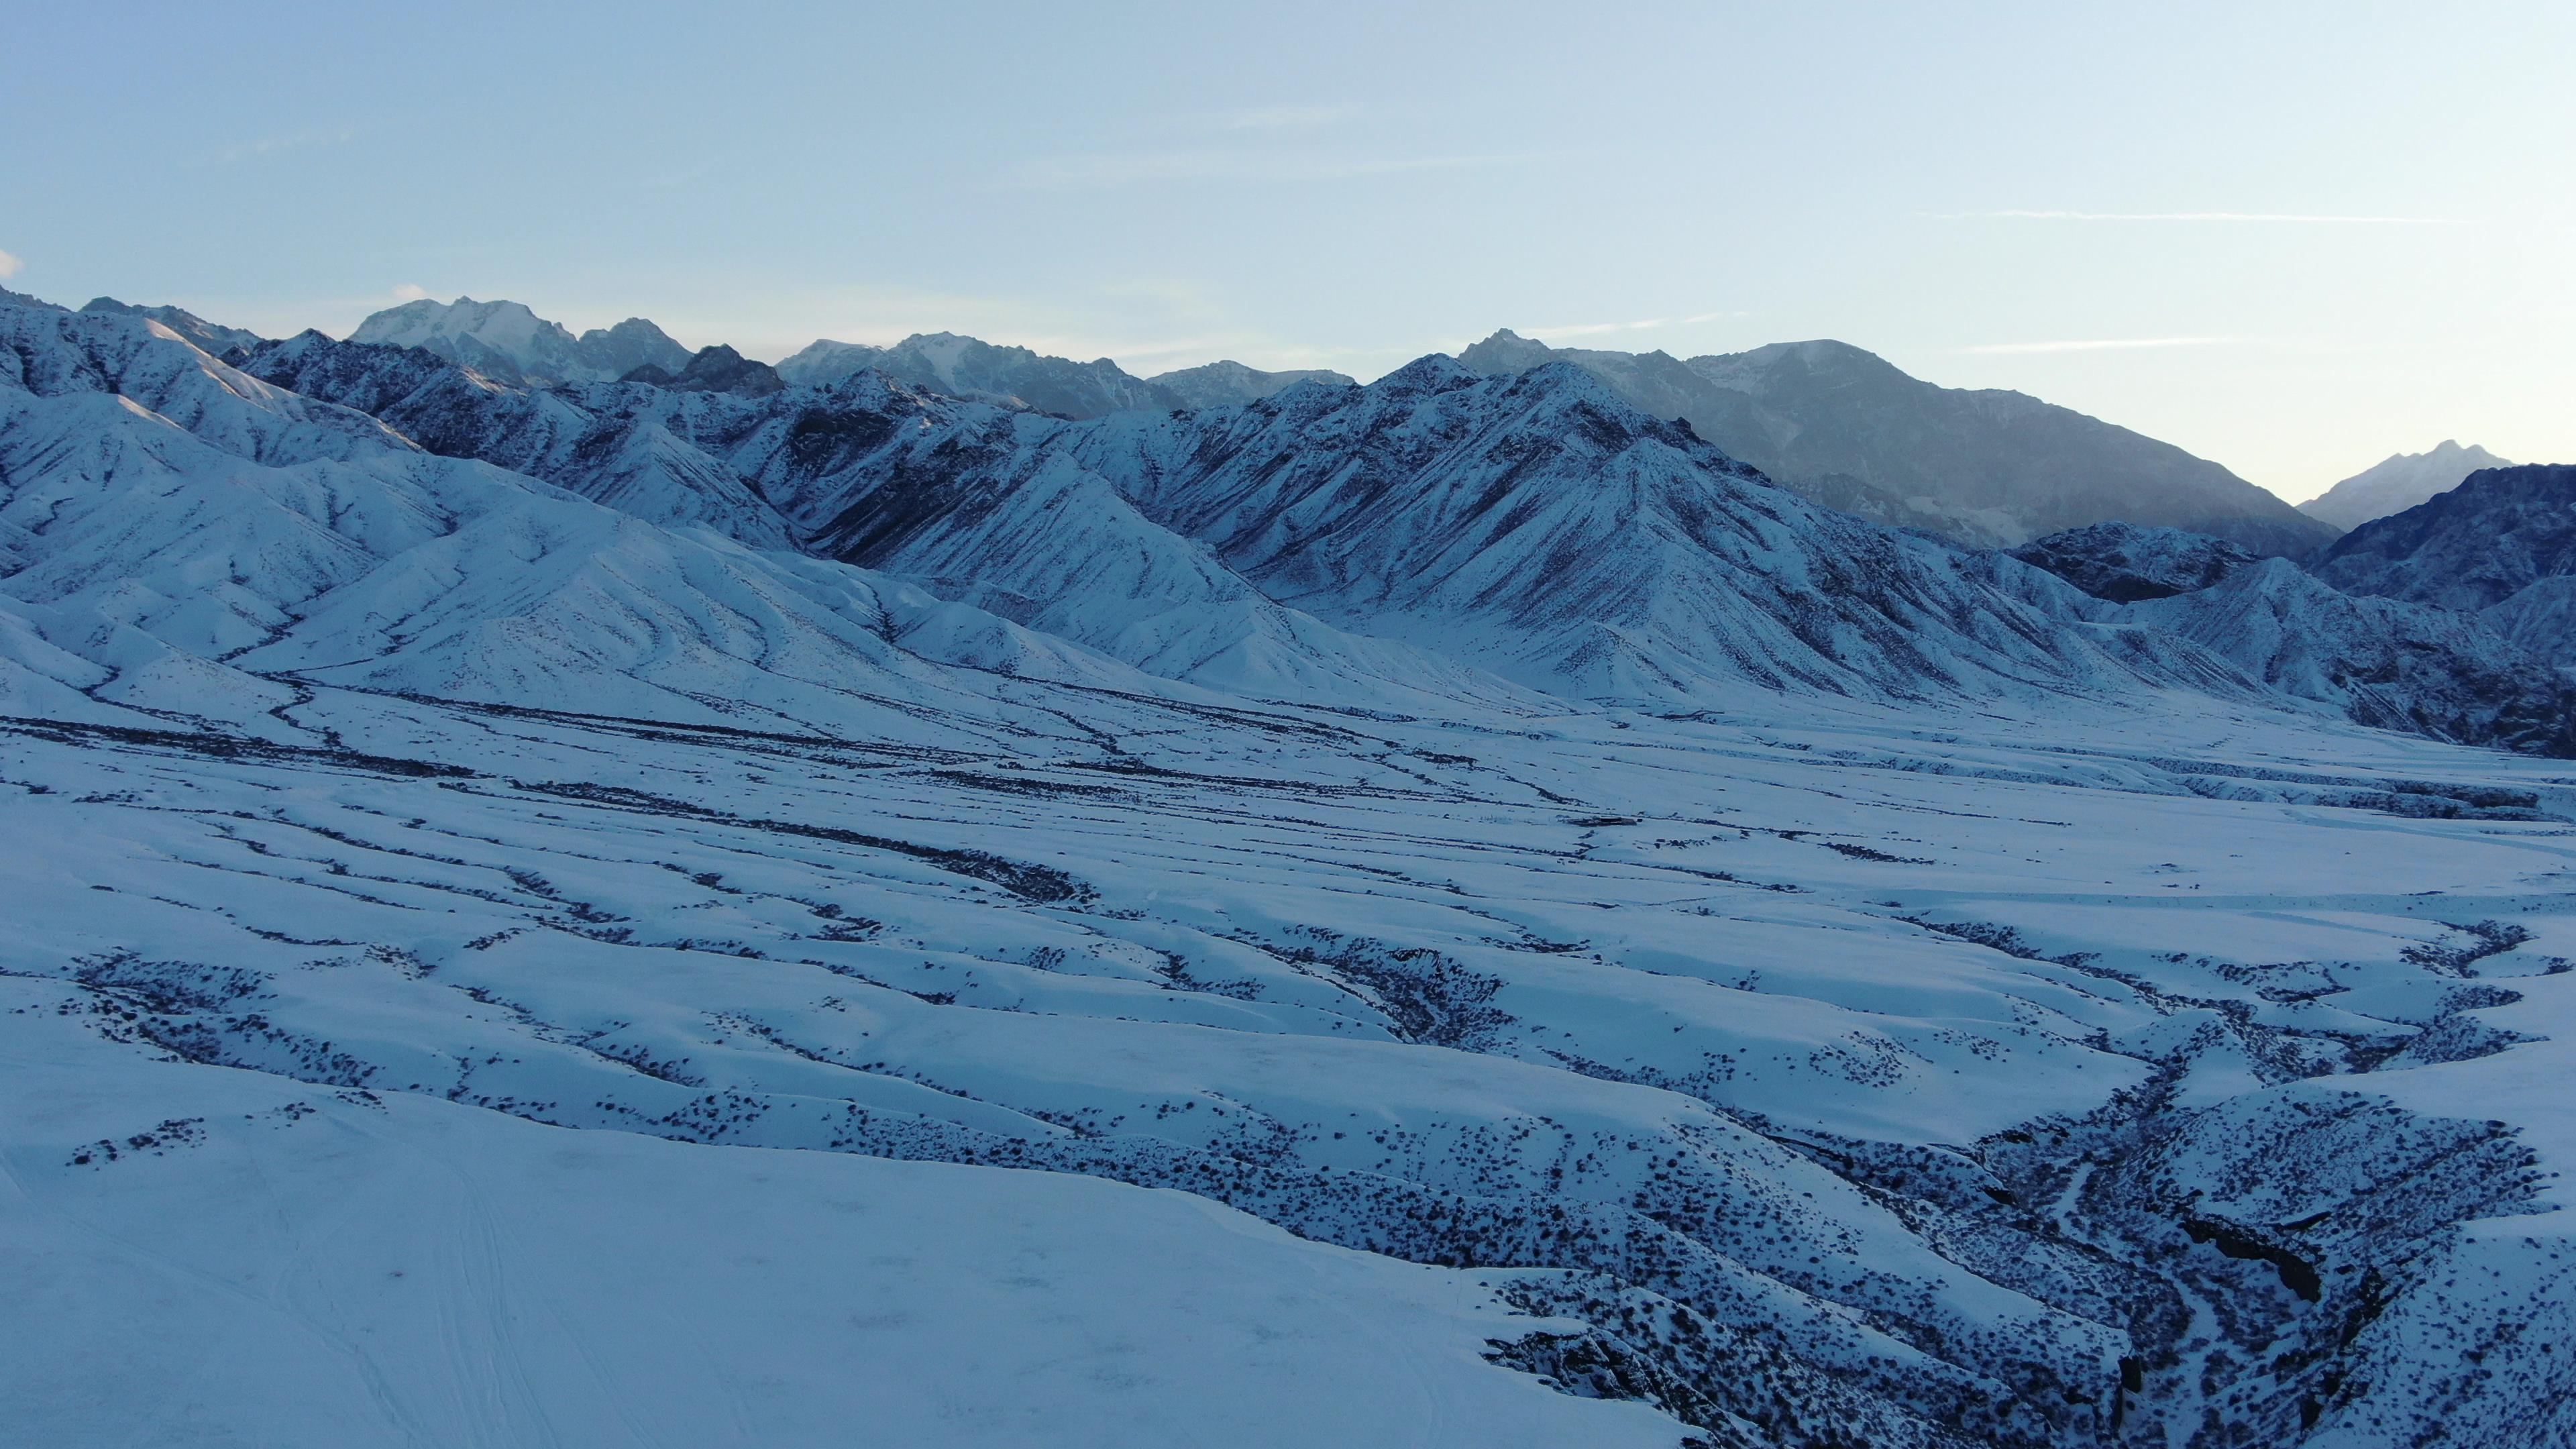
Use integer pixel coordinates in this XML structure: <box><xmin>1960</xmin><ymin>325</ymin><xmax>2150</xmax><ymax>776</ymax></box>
<box><xmin>2298</xmin><ymin>439</ymin><xmax>2511</xmax><ymax>531</ymax></box>
<box><xmin>1459</xmin><ymin>330</ymin><xmax>2340</xmax><ymax>555</ymax></box>
<box><xmin>12</xmin><ymin>285</ymin><xmax>2576</xmax><ymax>1447</ymax></box>
<box><xmin>350</xmin><ymin>297</ymin><xmax>693</xmax><ymax>386</ymax></box>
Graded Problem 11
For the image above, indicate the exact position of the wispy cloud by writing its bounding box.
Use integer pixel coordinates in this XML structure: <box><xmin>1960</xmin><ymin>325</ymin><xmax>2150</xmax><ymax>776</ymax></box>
<box><xmin>220</xmin><ymin>127</ymin><xmax>356</xmax><ymax>164</ymax></box>
<box><xmin>1008</xmin><ymin>149</ymin><xmax>1543</xmax><ymax>190</ymax></box>
<box><xmin>1528</xmin><ymin>311</ymin><xmax>1742</xmax><ymax>339</ymax></box>
<box><xmin>389</xmin><ymin>283</ymin><xmax>431</xmax><ymax>303</ymax></box>
<box><xmin>0</xmin><ymin>248</ymin><xmax>20</xmax><ymax>280</ymax></box>
<box><xmin>1933</xmin><ymin>209</ymin><xmax>2465</xmax><ymax>225</ymax></box>
<box><xmin>1957</xmin><ymin>336</ymin><xmax>2242</xmax><ymax>355</ymax></box>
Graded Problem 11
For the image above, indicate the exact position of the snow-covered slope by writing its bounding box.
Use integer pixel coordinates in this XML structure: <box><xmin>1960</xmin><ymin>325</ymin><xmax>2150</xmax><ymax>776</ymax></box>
<box><xmin>78</xmin><ymin>294</ymin><xmax>268</xmax><ymax>358</ymax></box>
<box><xmin>2010</xmin><ymin>522</ymin><xmax>2576</xmax><ymax>752</ymax></box>
<box><xmin>2298</xmin><ymin>439</ymin><xmax>2511</xmax><ymax>531</ymax></box>
<box><xmin>349</xmin><ymin>297</ymin><xmax>692</xmax><ymax>386</ymax></box>
<box><xmin>241</xmin><ymin>335</ymin><xmax>1519</xmax><ymax>709</ymax></box>
<box><xmin>1459</xmin><ymin>329</ymin><xmax>2340</xmax><ymax>555</ymax></box>
<box><xmin>1057</xmin><ymin>359</ymin><xmax>2251</xmax><ymax>706</ymax></box>
<box><xmin>12</xmin><ymin>283</ymin><xmax>2576</xmax><ymax>1446</ymax></box>
<box><xmin>773</xmin><ymin>336</ymin><xmax>885</xmax><ymax>386</ymax></box>
<box><xmin>2123</xmin><ymin>559</ymin><xmax>2576</xmax><ymax>755</ymax></box>
<box><xmin>0</xmin><ymin>301</ymin><xmax>1184</xmax><ymax>732</ymax></box>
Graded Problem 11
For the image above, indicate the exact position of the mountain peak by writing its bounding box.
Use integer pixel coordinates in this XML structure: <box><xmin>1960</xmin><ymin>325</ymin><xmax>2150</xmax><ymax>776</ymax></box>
<box><xmin>1369</xmin><ymin>354</ymin><xmax>1483</xmax><ymax>396</ymax></box>
<box><xmin>2298</xmin><ymin>439</ymin><xmax>2512</xmax><ymax>531</ymax></box>
<box><xmin>350</xmin><ymin>296</ymin><xmax>690</xmax><ymax>386</ymax></box>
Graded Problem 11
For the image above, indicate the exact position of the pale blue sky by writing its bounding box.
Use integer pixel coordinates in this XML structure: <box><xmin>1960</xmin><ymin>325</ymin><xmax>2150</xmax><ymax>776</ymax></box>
<box><xmin>5</xmin><ymin>1</ymin><xmax>2569</xmax><ymax>499</ymax></box>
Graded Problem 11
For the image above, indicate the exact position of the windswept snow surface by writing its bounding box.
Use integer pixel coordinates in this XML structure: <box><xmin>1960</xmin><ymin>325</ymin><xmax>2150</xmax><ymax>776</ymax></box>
<box><xmin>8</xmin><ymin>294</ymin><xmax>2576</xmax><ymax>1448</ymax></box>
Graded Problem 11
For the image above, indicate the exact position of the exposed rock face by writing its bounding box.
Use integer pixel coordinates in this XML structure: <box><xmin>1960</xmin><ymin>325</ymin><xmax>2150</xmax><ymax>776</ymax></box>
<box><xmin>2010</xmin><ymin>523</ymin><xmax>2262</xmax><ymax>603</ymax></box>
<box><xmin>2298</xmin><ymin>440</ymin><xmax>2510</xmax><ymax>531</ymax></box>
<box><xmin>623</xmin><ymin>344</ymin><xmax>784</xmax><ymax>396</ymax></box>
<box><xmin>1458</xmin><ymin>329</ymin><xmax>2341</xmax><ymax>556</ymax></box>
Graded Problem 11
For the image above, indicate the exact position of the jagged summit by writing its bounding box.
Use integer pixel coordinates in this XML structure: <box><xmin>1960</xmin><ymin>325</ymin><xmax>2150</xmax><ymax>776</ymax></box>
<box><xmin>621</xmin><ymin>343</ymin><xmax>784</xmax><ymax>396</ymax></box>
<box><xmin>349</xmin><ymin>296</ymin><xmax>692</xmax><ymax>386</ymax></box>
<box><xmin>2298</xmin><ymin>439</ymin><xmax>2513</xmax><ymax>531</ymax></box>
<box><xmin>78</xmin><ymin>295</ymin><xmax>268</xmax><ymax>358</ymax></box>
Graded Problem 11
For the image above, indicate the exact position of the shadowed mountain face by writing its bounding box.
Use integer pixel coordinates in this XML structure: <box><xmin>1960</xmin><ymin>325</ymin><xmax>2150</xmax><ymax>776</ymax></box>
<box><xmin>2010</xmin><ymin>523</ymin><xmax>2261</xmax><ymax>603</ymax></box>
<box><xmin>1458</xmin><ymin>330</ymin><xmax>2340</xmax><ymax>557</ymax></box>
<box><xmin>2311</xmin><ymin>464</ymin><xmax>2576</xmax><ymax>661</ymax></box>
<box><xmin>2299</xmin><ymin>440</ymin><xmax>2511</xmax><ymax>531</ymax></box>
<box><xmin>620</xmin><ymin>344</ymin><xmax>785</xmax><ymax>396</ymax></box>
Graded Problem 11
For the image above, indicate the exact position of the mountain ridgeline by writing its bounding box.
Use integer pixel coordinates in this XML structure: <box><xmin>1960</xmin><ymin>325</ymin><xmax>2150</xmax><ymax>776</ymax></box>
<box><xmin>227</xmin><ymin>301</ymin><xmax>2576</xmax><ymax>757</ymax></box>
<box><xmin>1457</xmin><ymin>329</ymin><xmax>2341</xmax><ymax>556</ymax></box>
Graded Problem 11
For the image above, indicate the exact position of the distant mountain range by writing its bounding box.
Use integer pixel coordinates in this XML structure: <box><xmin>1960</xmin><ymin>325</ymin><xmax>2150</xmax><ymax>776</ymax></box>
<box><xmin>2297</xmin><ymin>439</ymin><xmax>2512</xmax><ymax>531</ymax></box>
<box><xmin>231</xmin><ymin>303</ymin><xmax>2573</xmax><ymax>753</ymax></box>
<box><xmin>774</xmin><ymin>331</ymin><xmax>1352</xmax><ymax>414</ymax></box>
<box><xmin>1456</xmin><ymin>330</ymin><xmax>2339</xmax><ymax>557</ymax></box>
<box><xmin>329</xmin><ymin>298</ymin><xmax>2367</xmax><ymax>560</ymax></box>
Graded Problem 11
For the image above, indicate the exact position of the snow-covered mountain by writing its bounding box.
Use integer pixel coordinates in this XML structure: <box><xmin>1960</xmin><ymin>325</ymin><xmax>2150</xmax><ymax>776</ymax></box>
<box><xmin>2011</xmin><ymin>521</ymin><xmax>2576</xmax><ymax>753</ymax></box>
<box><xmin>15</xmin><ymin>284</ymin><xmax>2576</xmax><ymax>1448</ymax></box>
<box><xmin>618</xmin><ymin>343</ymin><xmax>786</xmax><ymax>396</ymax></box>
<box><xmin>244</xmin><ymin>322</ymin><xmax>2576</xmax><ymax>751</ymax></box>
<box><xmin>78</xmin><ymin>294</ymin><xmax>268</xmax><ymax>359</ymax></box>
<box><xmin>773</xmin><ymin>336</ymin><xmax>886</xmax><ymax>386</ymax></box>
<box><xmin>773</xmin><ymin>331</ymin><xmax>1173</xmax><ymax>417</ymax></box>
<box><xmin>1458</xmin><ymin>329</ymin><xmax>2341</xmax><ymax>555</ymax></box>
<box><xmin>2312</xmin><ymin>464</ymin><xmax>2576</xmax><ymax>660</ymax></box>
<box><xmin>775</xmin><ymin>333</ymin><xmax>1352</xmax><ymax>415</ymax></box>
<box><xmin>2298</xmin><ymin>439</ymin><xmax>2511</xmax><ymax>531</ymax></box>
<box><xmin>1148</xmin><ymin>358</ymin><xmax>1355</xmax><ymax>408</ymax></box>
<box><xmin>349</xmin><ymin>296</ymin><xmax>693</xmax><ymax>386</ymax></box>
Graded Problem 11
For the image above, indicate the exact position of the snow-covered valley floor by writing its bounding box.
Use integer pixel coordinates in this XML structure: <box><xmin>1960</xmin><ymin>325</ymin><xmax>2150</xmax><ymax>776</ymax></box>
<box><xmin>7</xmin><ymin>680</ymin><xmax>2573</xmax><ymax>1446</ymax></box>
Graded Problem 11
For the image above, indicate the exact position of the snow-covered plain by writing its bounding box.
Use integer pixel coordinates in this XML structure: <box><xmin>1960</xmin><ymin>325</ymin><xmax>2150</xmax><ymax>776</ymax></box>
<box><xmin>6</xmin><ymin>297</ymin><xmax>2575</xmax><ymax>1447</ymax></box>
